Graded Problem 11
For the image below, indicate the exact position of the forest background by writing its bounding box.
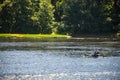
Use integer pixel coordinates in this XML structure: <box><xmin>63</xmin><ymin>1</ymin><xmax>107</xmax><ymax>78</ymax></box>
<box><xmin>0</xmin><ymin>0</ymin><xmax>120</xmax><ymax>36</ymax></box>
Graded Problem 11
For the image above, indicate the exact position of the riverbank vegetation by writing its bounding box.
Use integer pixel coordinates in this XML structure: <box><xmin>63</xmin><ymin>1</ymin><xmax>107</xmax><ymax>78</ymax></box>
<box><xmin>0</xmin><ymin>33</ymin><xmax>119</xmax><ymax>42</ymax></box>
<box><xmin>0</xmin><ymin>0</ymin><xmax>120</xmax><ymax>36</ymax></box>
<box><xmin>0</xmin><ymin>33</ymin><xmax>71</xmax><ymax>40</ymax></box>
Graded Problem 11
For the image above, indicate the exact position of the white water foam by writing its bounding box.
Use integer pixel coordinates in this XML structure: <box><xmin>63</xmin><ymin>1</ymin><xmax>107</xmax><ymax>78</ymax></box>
<box><xmin>0</xmin><ymin>72</ymin><xmax>120</xmax><ymax>80</ymax></box>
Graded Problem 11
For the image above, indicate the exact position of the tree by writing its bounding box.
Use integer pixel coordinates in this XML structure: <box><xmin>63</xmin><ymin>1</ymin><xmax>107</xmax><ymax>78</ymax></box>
<box><xmin>111</xmin><ymin>0</ymin><xmax>120</xmax><ymax>32</ymax></box>
<box><xmin>0</xmin><ymin>0</ymin><xmax>4</xmax><ymax>4</ymax></box>
<box><xmin>0</xmin><ymin>0</ymin><xmax>119</xmax><ymax>35</ymax></box>
<box><xmin>57</xmin><ymin>0</ymin><xmax>115</xmax><ymax>35</ymax></box>
<box><xmin>37</xmin><ymin>0</ymin><xmax>55</xmax><ymax>33</ymax></box>
<box><xmin>0</xmin><ymin>0</ymin><xmax>34</xmax><ymax>33</ymax></box>
<box><xmin>0</xmin><ymin>0</ymin><xmax>14</xmax><ymax>33</ymax></box>
<box><xmin>0</xmin><ymin>0</ymin><xmax>56</xmax><ymax>34</ymax></box>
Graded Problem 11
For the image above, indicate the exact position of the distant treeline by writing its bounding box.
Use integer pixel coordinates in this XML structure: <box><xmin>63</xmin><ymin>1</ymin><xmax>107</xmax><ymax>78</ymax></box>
<box><xmin>0</xmin><ymin>0</ymin><xmax>120</xmax><ymax>35</ymax></box>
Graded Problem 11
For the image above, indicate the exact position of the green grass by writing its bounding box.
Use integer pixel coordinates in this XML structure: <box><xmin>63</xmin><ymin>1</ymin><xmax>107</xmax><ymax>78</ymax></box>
<box><xmin>0</xmin><ymin>33</ymin><xmax>71</xmax><ymax>41</ymax></box>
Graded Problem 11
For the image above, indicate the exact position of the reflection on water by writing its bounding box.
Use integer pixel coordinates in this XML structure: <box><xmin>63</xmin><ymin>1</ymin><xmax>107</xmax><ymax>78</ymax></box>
<box><xmin>0</xmin><ymin>41</ymin><xmax>120</xmax><ymax>57</ymax></box>
<box><xmin>0</xmin><ymin>41</ymin><xmax>120</xmax><ymax>79</ymax></box>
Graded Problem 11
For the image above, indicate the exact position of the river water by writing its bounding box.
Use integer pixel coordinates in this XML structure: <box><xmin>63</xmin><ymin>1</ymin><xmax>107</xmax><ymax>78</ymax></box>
<box><xmin>0</xmin><ymin>41</ymin><xmax>120</xmax><ymax>80</ymax></box>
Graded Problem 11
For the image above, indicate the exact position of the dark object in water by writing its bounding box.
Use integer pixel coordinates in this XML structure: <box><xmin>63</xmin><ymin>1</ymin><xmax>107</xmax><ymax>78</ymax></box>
<box><xmin>92</xmin><ymin>51</ymin><xmax>100</xmax><ymax>57</ymax></box>
<box><xmin>84</xmin><ymin>51</ymin><xmax>103</xmax><ymax>58</ymax></box>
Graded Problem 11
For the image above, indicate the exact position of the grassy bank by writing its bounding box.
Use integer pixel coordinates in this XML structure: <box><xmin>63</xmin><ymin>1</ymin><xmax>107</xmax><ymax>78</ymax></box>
<box><xmin>0</xmin><ymin>33</ymin><xmax>119</xmax><ymax>42</ymax></box>
<box><xmin>0</xmin><ymin>34</ymin><xmax>71</xmax><ymax>42</ymax></box>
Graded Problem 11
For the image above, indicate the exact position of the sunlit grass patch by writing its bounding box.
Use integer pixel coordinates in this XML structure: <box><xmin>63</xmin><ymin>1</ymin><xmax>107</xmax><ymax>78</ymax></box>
<box><xmin>10</xmin><ymin>34</ymin><xmax>24</xmax><ymax>38</ymax></box>
<box><xmin>0</xmin><ymin>34</ymin><xmax>71</xmax><ymax>41</ymax></box>
<box><xmin>22</xmin><ymin>34</ymin><xmax>71</xmax><ymax>38</ymax></box>
<box><xmin>0</xmin><ymin>34</ymin><xmax>23</xmax><ymax>38</ymax></box>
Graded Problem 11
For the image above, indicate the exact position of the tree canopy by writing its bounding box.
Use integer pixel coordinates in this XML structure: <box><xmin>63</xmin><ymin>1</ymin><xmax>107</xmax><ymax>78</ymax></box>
<box><xmin>0</xmin><ymin>0</ymin><xmax>119</xmax><ymax>36</ymax></box>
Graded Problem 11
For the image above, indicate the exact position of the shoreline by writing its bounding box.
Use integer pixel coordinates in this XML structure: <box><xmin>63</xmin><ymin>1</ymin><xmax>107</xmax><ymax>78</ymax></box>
<box><xmin>0</xmin><ymin>33</ymin><xmax>119</xmax><ymax>42</ymax></box>
<box><xmin>71</xmin><ymin>37</ymin><xmax>118</xmax><ymax>41</ymax></box>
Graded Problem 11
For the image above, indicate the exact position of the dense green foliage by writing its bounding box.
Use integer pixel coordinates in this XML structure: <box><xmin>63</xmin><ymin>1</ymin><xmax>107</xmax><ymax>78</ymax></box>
<box><xmin>0</xmin><ymin>0</ymin><xmax>120</xmax><ymax>36</ymax></box>
<box><xmin>0</xmin><ymin>0</ymin><xmax>55</xmax><ymax>33</ymax></box>
<box><xmin>55</xmin><ymin>0</ymin><xmax>120</xmax><ymax>35</ymax></box>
